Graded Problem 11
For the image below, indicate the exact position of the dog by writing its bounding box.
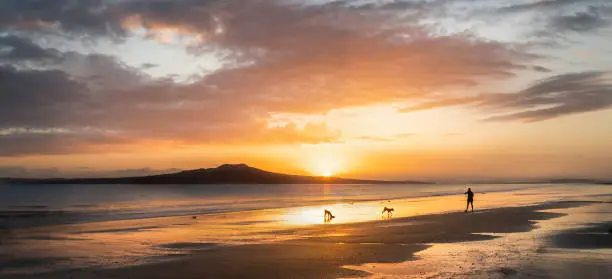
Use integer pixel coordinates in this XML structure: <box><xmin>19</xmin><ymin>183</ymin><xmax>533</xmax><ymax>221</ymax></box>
<box><xmin>382</xmin><ymin>207</ymin><xmax>394</xmax><ymax>218</ymax></box>
<box><xmin>324</xmin><ymin>209</ymin><xmax>335</xmax><ymax>223</ymax></box>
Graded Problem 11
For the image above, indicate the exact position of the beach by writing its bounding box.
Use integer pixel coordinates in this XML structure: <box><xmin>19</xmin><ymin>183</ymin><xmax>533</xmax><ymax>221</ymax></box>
<box><xmin>1</xmin><ymin>184</ymin><xmax>611</xmax><ymax>278</ymax></box>
<box><xmin>3</xmin><ymin>0</ymin><xmax>612</xmax><ymax>278</ymax></box>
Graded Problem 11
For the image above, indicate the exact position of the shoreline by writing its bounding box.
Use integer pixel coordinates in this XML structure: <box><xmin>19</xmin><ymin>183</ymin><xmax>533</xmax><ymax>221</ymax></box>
<box><xmin>0</xmin><ymin>183</ymin><xmax>585</xmax><ymax>232</ymax></box>
<box><xmin>4</xmin><ymin>200</ymin><xmax>610</xmax><ymax>279</ymax></box>
<box><xmin>2</xmin><ymin>183</ymin><xmax>605</xmax><ymax>232</ymax></box>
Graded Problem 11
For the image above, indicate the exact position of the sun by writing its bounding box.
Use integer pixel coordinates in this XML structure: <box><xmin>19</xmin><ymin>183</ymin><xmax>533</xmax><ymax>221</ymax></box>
<box><xmin>307</xmin><ymin>154</ymin><xmax>343</xmax><ymax>177</ymax></box>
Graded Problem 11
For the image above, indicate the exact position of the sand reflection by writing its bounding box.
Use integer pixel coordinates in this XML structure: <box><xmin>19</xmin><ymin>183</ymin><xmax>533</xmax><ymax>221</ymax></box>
<box><xmin>279</xmin><ymin>184</ymin><xmax>612</xmax><ymax>226</ymax></box>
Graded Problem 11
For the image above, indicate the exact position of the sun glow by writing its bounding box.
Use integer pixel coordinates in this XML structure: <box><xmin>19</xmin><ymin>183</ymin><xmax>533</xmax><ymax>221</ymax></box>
<box><xmin>307</xmin><ymin>153</ymin><xmax>344</xmax><ymax>177</ymax></box>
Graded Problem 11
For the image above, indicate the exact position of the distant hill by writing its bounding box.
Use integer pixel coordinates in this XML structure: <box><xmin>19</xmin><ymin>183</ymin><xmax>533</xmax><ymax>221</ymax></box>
<box><xmin>1</xmin><ymin>164</ymin><xmax>432</xmax><ymax>185</ymax></box>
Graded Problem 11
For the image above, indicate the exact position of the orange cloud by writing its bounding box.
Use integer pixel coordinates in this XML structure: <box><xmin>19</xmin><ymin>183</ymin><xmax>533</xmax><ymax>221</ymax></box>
<box><xmin>399</xmin><ymin>97</ymin><xmax>481</xmax><ymax>112</ymax></box>
<box><xmin>0</xmin><ymin>0</ymin><xmax>540</xmax><ymax>156</ymax></box>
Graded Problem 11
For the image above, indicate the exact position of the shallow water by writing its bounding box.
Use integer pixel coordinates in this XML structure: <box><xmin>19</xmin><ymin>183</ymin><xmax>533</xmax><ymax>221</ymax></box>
<box><xmin>0</xmin><ymin>183</ymin><xmax>564</xmax><ymax>228</ymax></box>
<box><xmin>341</xmin><ymin>203</ymin><xmax>612</xmax><ymax>279</ymax></box>
<box><xmin>1</xmin><ymin>183</ymin><xmax>610</xmax><ymax>276</ymax></box>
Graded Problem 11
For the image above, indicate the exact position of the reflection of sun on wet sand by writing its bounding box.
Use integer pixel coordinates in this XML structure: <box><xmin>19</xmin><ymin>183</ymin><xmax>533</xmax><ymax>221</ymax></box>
<box><xmin>7</xmin><ymin>201</ymin><xmax>611</xmax><ymax>279</ymax></box>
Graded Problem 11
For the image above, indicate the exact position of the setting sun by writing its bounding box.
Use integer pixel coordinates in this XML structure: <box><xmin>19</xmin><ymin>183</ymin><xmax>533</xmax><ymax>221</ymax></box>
<box><xmin>306</xmin><ymin>152</ymin><xmax>345</xmax><ymax>178</ymax></box>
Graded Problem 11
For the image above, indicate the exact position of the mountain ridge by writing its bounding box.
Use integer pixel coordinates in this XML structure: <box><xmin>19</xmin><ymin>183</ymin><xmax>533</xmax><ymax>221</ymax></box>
<box><xmin>0</xmin><ymin>164</ymin><xmax>432</xmax><ymax>185</ymax></box>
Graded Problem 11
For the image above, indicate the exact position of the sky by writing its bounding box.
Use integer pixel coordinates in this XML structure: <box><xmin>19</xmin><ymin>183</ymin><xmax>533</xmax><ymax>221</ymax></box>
<box><xmin>0</xmin><ymin>0</ymin><xmax>611</xmax><ymax>181</ymax></box>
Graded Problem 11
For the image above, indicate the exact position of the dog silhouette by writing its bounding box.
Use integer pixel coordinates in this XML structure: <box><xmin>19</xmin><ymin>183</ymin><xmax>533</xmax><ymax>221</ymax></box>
<box><xmin>324</xmin><ymin>209</ymin><xmax>335</xmax><ymax>223</ymax></box>
<box><xmin>382</xmin><ymin>207</ymin><xmax>394</xmax><ymax>218</ymax></box>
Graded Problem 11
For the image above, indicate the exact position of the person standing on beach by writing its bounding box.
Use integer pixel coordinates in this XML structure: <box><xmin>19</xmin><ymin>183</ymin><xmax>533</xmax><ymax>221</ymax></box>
<box><xmin>465</xmin><ymin>187</ymin><xmax>474</xmax><ymax>213</ymax></box>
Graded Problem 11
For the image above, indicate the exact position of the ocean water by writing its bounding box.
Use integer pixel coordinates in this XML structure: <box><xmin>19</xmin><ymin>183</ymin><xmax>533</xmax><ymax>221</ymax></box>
<box><xmin>0</xmin><ymin>183</ymin><xmax>553</xmax><ymax>229</ymax></box>
<box><xmin>1</xmin><ymin>183</ymin><xmax>611</xmax><ymax>276</ymax></box>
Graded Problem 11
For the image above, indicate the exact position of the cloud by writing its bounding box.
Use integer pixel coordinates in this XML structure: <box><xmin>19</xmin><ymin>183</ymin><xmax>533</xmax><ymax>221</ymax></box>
<box><xmin>399</xmin><ymin>96</ymin><xmax>480</xmax><ymax>112</ymax></box>
<box><xmin>0</xmin><ymin>0</ymin><xmax>549</xmax><ymax>156</ymax></box>
<box><xmin>497</xmin><ymin>0</ymin><xmax>587</xmax><ymax>14</ymax></box>
<box><xmin>0</xmin><ymin>0</ymin><xmax>126</xmax><ymax>37</ymax></box>
<box><xmin>354</xmin><ymin>136</ymin><xmax>395</xmax><ymax>142</ymax></box>
<box><xmin>141</xmin><ymin>63</ymin><xmax>157</xmax><ymax>69</ymax></box>
<box><xmin>549</xmin><ymin>6</ymin><xmax>610</xmax><ymax>32</ymax></box>
<box><xmin>263</xmin><ymin>122</ymin><xmax>342</xmax><ymax>144</ymax></box>
<box><xmin>58</xmin><ymin>52</ymin><xmax>147</xmax><ymax>90</ymax></box>
<box><xmin>354</xmin><ymin>133</ymin><xmax>416</xmax><ymax>142</ymax></box>
<box><xmin>532</xmin><ymin>65</ymin><xmax>553</xmax><ymax>73</ymax></box>
<box><xmin>0</xmin><ymin>66</ymin><xmax>86</xmax><ymax>128</ymax></box>
<box><xmin>496</xmin><ymin>1</ymin><xmax>612</xmax><ymax>36</ymax></box>
<box><xmin>0</xmin><ymin>59</ymin><xmax>343</xmax><ymax>154</ymax></box>
<box><xmin>0</xmin><ymin>129</ymin><xmax>129</xmax><ymax>156</ymax></box>
<box><xmin>481</xmin><ymin>71</ymin><xmax>612</xmax><ymax>122</ymax></box>
<box><xmin>399</xmin><ymin>70</ymin><xmax>612</xmax><ymax>122</ymax></box>
<box><xmin>0</xmin><ymin>35</ymin><xmax>59</xmax><ymax>61</ymax></box>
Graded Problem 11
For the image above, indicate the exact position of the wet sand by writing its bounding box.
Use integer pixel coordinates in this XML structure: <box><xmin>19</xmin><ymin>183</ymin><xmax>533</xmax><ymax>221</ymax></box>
<box><xmin>551</xmin><ymin>222</ymin><xmax>612</xmax><ymax>249</ymax></box>
<box><xmin>5</xmin><ymin>201</ymin><xmax>610</xmax><ymax>279</ymax></box>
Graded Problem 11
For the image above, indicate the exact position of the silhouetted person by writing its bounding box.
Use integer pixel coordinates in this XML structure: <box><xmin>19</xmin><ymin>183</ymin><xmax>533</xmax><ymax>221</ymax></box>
<box><xmin>324</xmin><ymin>209</ymin><xmax>335</xmax><ymax>223</ymax></box>
<box><xmin>465</xmin><ymin>187</ymin><xmax>474</xmax><ymax>213</ymax></box>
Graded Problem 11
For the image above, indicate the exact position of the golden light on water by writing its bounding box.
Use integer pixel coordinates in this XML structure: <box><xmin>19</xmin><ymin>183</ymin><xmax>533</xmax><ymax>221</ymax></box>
<box><xmin>281</xmin><ymin>203</ymin><xmax>392</xmax><ymax>225</ymax></box>
<box><xmin>279</xmin><ymin>191</ymin><xmax>546</xmax><ymax>226</ymax></box>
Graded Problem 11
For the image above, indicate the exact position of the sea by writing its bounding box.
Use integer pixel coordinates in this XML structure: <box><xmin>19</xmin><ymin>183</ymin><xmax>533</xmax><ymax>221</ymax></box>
<box><xmin>1</xmin><ymin>183</ymin><xmax>611</xmax><ymax>276</ymax></box>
